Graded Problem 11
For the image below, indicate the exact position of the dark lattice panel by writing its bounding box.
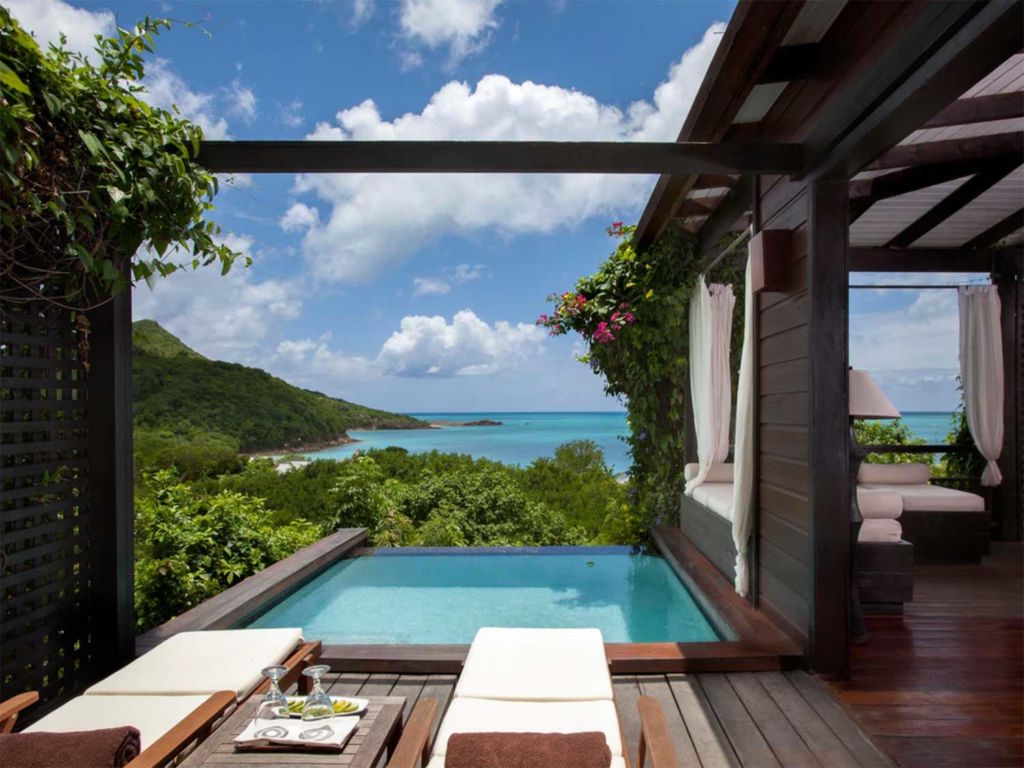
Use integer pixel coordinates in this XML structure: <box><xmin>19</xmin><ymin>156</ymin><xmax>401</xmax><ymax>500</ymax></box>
<box><xmin>1</xmin><ymin>302</ymin><xmax>95</xmax><ymax>706</ymax></box>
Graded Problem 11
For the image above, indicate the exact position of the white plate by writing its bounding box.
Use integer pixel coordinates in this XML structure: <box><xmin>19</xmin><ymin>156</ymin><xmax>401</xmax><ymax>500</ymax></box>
<box><xmin>277</xmin><ymin>695</ymin><xmax>368</xmax><ymax>719</ymax></box>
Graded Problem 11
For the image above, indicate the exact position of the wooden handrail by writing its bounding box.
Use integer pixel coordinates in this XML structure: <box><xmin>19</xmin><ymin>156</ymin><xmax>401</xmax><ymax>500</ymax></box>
<box><xmin>0</xmin><ymin>691</ymin><xmax>39</xmax><ymax>733</ymax></box>
<box><xmin>127</xmin><ymin>690</ymin><xmax>236</xmax><ymax>768</ymax></box>
<box><xmin>861</xmin><ymin>444</ymin><xmax>970</xmax><ymax>453</ymax></box>
<box><xmin>386</xmin><ymin>697</ymin><xmax>438</xmax><ymax>768</ymax></box>
<box><xmin>637</xmin><ymin>695</ymin><xmax>678</xmax><ymax>768</ymax></box>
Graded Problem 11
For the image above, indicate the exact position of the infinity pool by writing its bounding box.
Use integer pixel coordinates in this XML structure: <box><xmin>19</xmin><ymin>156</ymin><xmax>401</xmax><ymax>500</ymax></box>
<box><xmin>246</xmin><ymin>547</ymin><xmax>721</xmax><ymax>644</ymax></box>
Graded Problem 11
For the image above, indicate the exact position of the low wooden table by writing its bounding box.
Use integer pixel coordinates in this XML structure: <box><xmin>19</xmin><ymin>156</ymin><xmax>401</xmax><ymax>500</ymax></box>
<box><xmin>180</xmin><ymin>696</ymin><xmax>405</xmax><ymax>768</ymax></box>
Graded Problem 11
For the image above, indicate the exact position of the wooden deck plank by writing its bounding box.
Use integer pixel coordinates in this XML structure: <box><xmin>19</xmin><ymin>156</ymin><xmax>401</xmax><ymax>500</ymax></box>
<box><xmin>699</xmin><ymin>673</ymin><xmax>781</xmax><ymax>768</ymax></box>
<box><xmin>326</xmin><ymin>672</ymin><xmax>369</xmax><ymax>697</ymax></box>
<box><xmin>612</xmin><ymin>676</ymin><xmax>643</xmax><ymax>768</ymax></box>
<box><xmin>666</xmin><ymin>674</ymin><xmax>740</xmax><ymax>768</ymax></box>
<box><xmin>357</xmin><ymin>673</ymin><xmax>399</xmax><ymax>698</ymax></box>
<box><xmin>388</xmin><ymin>674</ymin><xmax>429</xmax><ymax>719</ymax></box>
<box><xmin>636</xmin><ymin>675</ymin><xmax>701</xmax><ymax>768</ymax></box>
<box><xmin>726</xmin><ymin>673</ymin><xmax>821</xmax><ymax>767</ymax></box>
<box><xmin>417</xmin><ymin>674</ymin><xmax>458</xmax><ymax>748</ymax></box>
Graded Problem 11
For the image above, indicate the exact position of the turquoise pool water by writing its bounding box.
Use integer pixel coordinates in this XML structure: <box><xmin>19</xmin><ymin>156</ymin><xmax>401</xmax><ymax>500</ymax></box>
<box><xmin>247</xmin><ymin>548</ymin><xmax>721</xmax><ymax>644</ymax></box>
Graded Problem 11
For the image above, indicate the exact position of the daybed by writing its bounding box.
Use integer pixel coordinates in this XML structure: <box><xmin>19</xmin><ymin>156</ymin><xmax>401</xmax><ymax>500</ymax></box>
<box><xmin>0</xmin><ymin>628</ymin><xmax>319</xmax><ymax>768</ymax></box>
<box><xmin>859</xmin><ymin>463</ymin><xmax>989</xmax><ymax>563</ymax></box>
<box><xmin>387</xmin><ymin>627</ymin><xmax>676</xmax><ymax>768</ymax></box>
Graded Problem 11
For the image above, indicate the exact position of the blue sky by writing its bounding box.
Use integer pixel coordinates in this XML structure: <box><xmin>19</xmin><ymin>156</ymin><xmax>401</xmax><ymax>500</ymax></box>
<box><xmin>11</xmin><ymin>0</ymin><xmax>966</xmax><ymax>414</ymax></box>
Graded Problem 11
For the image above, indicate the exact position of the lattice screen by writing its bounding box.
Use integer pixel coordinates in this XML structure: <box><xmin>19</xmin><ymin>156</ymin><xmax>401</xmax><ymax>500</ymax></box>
<box><xmin>1</xmin><ymin>301</ymin><xmax>96</xmax><ymax>708</ymax></box>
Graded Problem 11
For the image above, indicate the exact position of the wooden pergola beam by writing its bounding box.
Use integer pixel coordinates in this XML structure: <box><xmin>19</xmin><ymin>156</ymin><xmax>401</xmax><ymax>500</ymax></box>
<box><xmin>866</xmin><ymin>131</ymin><xmax>1022</xmax><ymax>171</ymax></box>
<box><xmin>759</xmin><ymin>44</ymin><xmax>825</xmax><ymax>84</ymax></box>
<box><xmin>923</xmin><ymin>91</ymin><xmax>1024</xmax><ymax>128</ymax></box>
<box><xmin>886</xmin><ymin>160</ymin><xmax>1019</xmax><ymax>248</ymax></box>
<box><xmin>197</xmin><ymin>140</ymin><xmax>805</xmax><ymax>176</ymax></box>
<box><xmin>964</xmin><ymin>207</ymin><xmax>1024</xmax><ymax>249</ymax></box>
<box><xmin>848</xmin><ymin>246</ymin><xmax>1011</xmax><ymax>272</ymax></box>
<box><xmin>696</xmin><ymin>174</ymin><xmax>754</xmax><ymax>263</ymax></box>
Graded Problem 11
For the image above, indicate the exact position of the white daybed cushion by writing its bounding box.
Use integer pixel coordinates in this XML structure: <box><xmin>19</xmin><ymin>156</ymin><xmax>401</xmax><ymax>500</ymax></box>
<box><xmin>455</xmin><ymin>628</ymin><xmax>613</xmax><ymax>702</ymax></box>
<box><xmin>86</xmin><ymin>628</ymin><xmax>302</xmax><ymax>699</ymax></box>
<box><xmin>858</xmin><ymin>518</ymin><xmax>902</xmax><ymax>543</ymax></box>
<box><xmin>860</xmin><ymin>483</ymin><xmax>986</xmax><ymax>512</ymax></box>
<box><xmin>432</xmin><ymin>698</ymin><xmax>623</xmax><ymax>758</ymax></box>
<box><xmin>857</xmin><ymin>489</ymin><xmax>903</xmax><ymax>520</ymax></box>
<box><xmin>428</xmin><ymin>757</ymin><xmax>626</xmax><ymax>768</ymax></box>
<box><xmin>858</xmin><ymin>463</ymin><xmax>931</xmax><ymax>485</ymax></box>
<box><xmin>24</xmin><ymin>694</ymin><xmax>210</xmax><ymax>749</ymax></box>
<box><xmin>690</xmin><ymin>482</ymin><xmax>733</xmax><ymax>519</ymax></box>
<box><xmin>684</xmin><ymin>462</ymin><xmax>733</xmax><ymax>483</ymax></box>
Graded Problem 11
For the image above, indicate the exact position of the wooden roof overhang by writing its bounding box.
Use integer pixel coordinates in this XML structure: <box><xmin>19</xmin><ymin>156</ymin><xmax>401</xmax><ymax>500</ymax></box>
<box><xmin>633</xmin><ymin>0</ymin><xmax>1024</xmax><ymax>274</ymax></box>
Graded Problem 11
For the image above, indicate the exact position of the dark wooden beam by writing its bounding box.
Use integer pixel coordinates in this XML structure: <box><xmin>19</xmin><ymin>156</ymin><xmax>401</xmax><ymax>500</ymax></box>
<box><xmin>849</xmin><ymin>246</ymin><xmax>1008</xmax><ymax>272</ymax></box>
<box><xmin>696</xmin><ymin>174</ymin><xmax>754</xmax><ymax>262</ymax></box>
<box><xmin>924</xmin><ymin>91</ymin><xmax>1024</xmax><ymax>128</ymax></box>
<box><xmin>678</xmin><ymin>196</ymin><xmax>726</xmax><ymax>218</ymax></box>
<box><xmin>759</xmin><ymin>43</ymin><xmax>825</xmax><ymax>83</ymax></box>
<box><xmin>964</xmin><ymin>207</ymin><xmax>1024</xmax><ymax>249</ymax></box>
<box><xmin>993</xmin><ymin>248</ymin><xmax>1022</xmax><ymax>540</ymax></box>
<box><xmin>806</xmin><ymin>0</ymin><xmax>1023</xmax><ymax>179</ymax></box>
<box><xmin>867</xmin><ymin>131</ymin><xmax>1023</xmax><ymax>171</ymax></box>
<box><xmin>197</xmin><ymin>140</ymin><xmax>805</xmax><ymax>176</ymax></box>
<box><xmin>886</xmin><ymin>160</ymin><xmax>1020</xmax><ymax>248</ymax></box>
<box><xmin>849</xmin><ymin>157</ymin><xmax>1013</xmax><ymax>221</ymax></box>
<box><xmin>693</xmin><ymin>174</ymin><xmax>738</xmax><ymax>191</ymax></box>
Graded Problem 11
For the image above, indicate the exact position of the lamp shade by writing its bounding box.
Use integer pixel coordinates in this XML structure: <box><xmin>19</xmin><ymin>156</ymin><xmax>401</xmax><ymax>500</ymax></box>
<box><xmin>849</xmin><ymin>369</ymin><xmax>901</xmax><ymax>419</ymax></box>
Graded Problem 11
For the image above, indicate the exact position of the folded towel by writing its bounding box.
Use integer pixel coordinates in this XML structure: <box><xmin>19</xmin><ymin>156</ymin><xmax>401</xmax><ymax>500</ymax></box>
<box><xmin>445</xmin><ymin>731</ymin><xmax>611</xmax><ymax>768</ymax></box>
<box><xmin>0</xmin><ymin>726</ymin><xmax>141</xmax><ymax>768</ymax></box>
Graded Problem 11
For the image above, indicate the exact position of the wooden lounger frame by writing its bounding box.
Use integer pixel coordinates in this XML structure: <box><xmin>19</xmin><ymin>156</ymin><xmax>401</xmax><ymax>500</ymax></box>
<box><xmin>0</xmin><ymin>640</ymin><xmax>322</xmax><ymax>768</ymax></box>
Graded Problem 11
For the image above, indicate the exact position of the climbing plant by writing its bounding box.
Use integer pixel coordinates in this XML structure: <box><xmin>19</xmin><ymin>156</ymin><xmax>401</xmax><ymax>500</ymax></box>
<box><xmin>539</xmin><ymin>221</ymin><xmax>742</xmax><ymax>541</ymax></box>
<box><xmin>0</xmin><ymin>10</ymin><xmax>242</xmax><ymax>309</ymax></box>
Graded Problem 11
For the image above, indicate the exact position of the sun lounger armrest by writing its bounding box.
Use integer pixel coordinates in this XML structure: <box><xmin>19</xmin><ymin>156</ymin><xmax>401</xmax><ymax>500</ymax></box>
<box><xmin>0</xmin><ymin>691</ymin><xmax>40</xmax><ymax>733</ymax></box>
<box><xmin>262</xmin><ymin>640</ymin><xmax>322</xmax><ymax>696</ymax></box>
<box><xmin>126</xmin><ymin>690</ymin><xmax>235</xmax><ymax>768</ymax></box>
<box><xmin>637</xmin><ymin>695</ymin><xmax>677</xmax><ymax>768</ymax></box>
<box><xmin>386</xmin><ymin>697</ymin><xmax>439</xmax><ymax>768</ymax></box>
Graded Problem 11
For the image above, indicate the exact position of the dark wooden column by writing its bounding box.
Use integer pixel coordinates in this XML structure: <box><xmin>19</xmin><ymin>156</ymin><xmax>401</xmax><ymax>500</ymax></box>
<box><xmin>806</xmin><ymin>178</ymin><xmax>851</xmax><ymax>676</ymax></box>
<box><xmin>994</xmin><ymin>249</ymin><xmax>1022</xmax><ymax>541</ymax></box>
<box><xmin>87</xmin><ymin>280</ymin><xmax>136</xmax><ymax>670</ymax></box>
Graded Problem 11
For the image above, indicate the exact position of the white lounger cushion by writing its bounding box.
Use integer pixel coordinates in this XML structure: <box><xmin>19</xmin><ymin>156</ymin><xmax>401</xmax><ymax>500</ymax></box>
<box><xmin>25</xmin><ymin>694</ymin><xmax>210</xmax><ymax>749</ymax></box>
<box><xmin>858</xmin><ymin>518</ymin><xmax>902</xmax><ymax>543</ymax></box>
<box><xmin>86</xmin><ymin>628</ymin><xmax>302</xmax><ymax>699</ymax></box>
<box><xmin>427</xmin><ymin>757</ymin><xmax>627</xmax><ymax>768</ymax></box>
<box><xmin>858</xmin><ymin>463</ymin><xmax>931</xmax><ymax>485</ymax></box>
<box><xmin>860</xmin><ymin>483</ymin><xmax>986</xmax><ymax>512</ymax></box>
<box><xmin>690</xmin><ymin>482</ymin><xmax>733</xmax><ymax>520</ymax></box>
<box><xmin>432</xmin><ymin>698</ymin><xmax>623</xmax><ymax>757</ymax></box>
<box><xmin>857</xmin><ymin>489</ymin><xmax>903</xmax><ymax>520</ymax></box>
<box><xmin>455</xmin><ymin>627</ymin><xmax>613</xmax><ymax>702</ymax></box>
<box><xmin>684</xmin><ymin>462</ymin><xmax>734</xmax><ymax>483</ymax></box>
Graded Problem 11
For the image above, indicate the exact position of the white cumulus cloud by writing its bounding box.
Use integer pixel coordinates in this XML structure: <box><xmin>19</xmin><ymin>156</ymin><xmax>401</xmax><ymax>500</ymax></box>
<box><xmin>376</xmin><ymin>309</ymin><xmax>545</xmax><ymax>376</ymax></box>
<box><xmin>399</xmin><ymin>0</ymin><xmax>503</xmax><ymax>67</ymax></box>
<box><xmin>6</xmin><ymin>0</ymin><xmax>115</xmax><ymax>59</ymax></box>
<box><xmin>412</xmin><ymin>277</ymin><xmax>451</xmax><ymax>296</ymax></box>
<box><xmin>291</xmin><ymin>22</ymin><xmax>723</xmax><ymax>284</ymax></box>
<box><xmin>280</xmin><ymin>203</ymin><xmax>321</xmax><ymax>231</ymax></box>
<box><xmin>227</xmin><ymin>78</ymin><xmax>258</xmax><ymax>123</ymax></box>
<box><xmin>453</xmin><ymin>263</ymin><xmax>483</xmax><ymax>282</ymax></box>
<box><xmin>142</xmin><ymin>59</ymin><xmax>232</xmax><ymax>140</ymax></box>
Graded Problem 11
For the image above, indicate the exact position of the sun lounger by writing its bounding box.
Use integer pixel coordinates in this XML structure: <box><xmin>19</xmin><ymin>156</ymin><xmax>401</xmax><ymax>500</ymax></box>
<box><xmin>1</xmin><ymin>629</ymin><xmax>320</xmax><ymax>767</ymax></box>
<box><xmin>386</xmin><ymin>627</ymin><xmax>676</xmax><ymax>768</ymax></box>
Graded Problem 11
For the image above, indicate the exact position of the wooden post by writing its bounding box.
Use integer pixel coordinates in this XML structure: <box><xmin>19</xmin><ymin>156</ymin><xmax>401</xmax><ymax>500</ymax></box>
<box><xmin>993</xmin><ymin>249</ymin><xmax>1022</xmax><ymax>541</ymax></box>
<box><xmin>87</xmin><ymin>278</ymin><xmax>135</xmax><ymax>671</ymax></box>
<box><xmin>806</xmin><ymin>178</ymin><xmax>851</xmax><ymax>676</ymax></box>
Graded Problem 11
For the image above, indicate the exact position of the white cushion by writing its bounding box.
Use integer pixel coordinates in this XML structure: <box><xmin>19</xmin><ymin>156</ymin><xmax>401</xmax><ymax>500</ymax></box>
<box><xmin>860</xmin><ymin>483</ymin><xmax>986</xmax><ymax>512</ymax></box>
<box><xmin>427</xmin><ymin>757</ymin><xmax>626</xmax><ymax>768</ymax></box>
<box><xmin>684</xmin><ymin>463</ymin><xmax>733</xmax><ymax>483</ymax></box>
<box><xmin>858</xmin><ymin>463</ymin><xmax>931</xmax><ymax>485</ymax></box>
<box><xmin>86</xmin><ymin>628</ymin><xmax>302</xmax><ymax>699</ymax></box>
<box><xmin>24</xmin><ymin>694</ymin><xmax>210</xmax><ymax>749</ymax></box>
<box><xmin>859</xmin><ymin>519</ymin><xmax>902</xmax><ymax>543</ymax></box>
<box><xmin>456</xmin><ymin>628</ymin><xmax>612</xmax><ymax>702</ymax></box>
<box><xmin>432</xmin><ymin>698</ymin><xmax>623</xmax><ymax>757</ymax></box>
<box><xmin>690</xmin><ymin>482</ymin><xmax>733</xmax><ymax>520</ymax></box>
<box><xmin>857</xmin><ymin>489</ymin><xmax>903</xmax><ymax>520</ymax></box>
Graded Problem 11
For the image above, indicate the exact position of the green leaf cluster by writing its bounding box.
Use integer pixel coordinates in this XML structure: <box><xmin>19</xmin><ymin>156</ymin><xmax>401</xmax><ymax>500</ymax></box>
<box><xmin>1</xmin><ymin>10</ymin><xmax>241</xmax><ymax>307</ymax></box>
<box><xmin>853</xmin><ymin>419</ymin><xmax>934</xmax><ymax>466</ymax></box>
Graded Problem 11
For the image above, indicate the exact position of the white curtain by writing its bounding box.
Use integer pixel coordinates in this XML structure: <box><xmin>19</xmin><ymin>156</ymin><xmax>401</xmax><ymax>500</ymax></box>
<box><xmin>730</xmin><ymin>255</ymin><xmax>755</xmax><ymax>596</ymax></box>
<box><xmin>958</xmin><ymin>285</ymin><xmax>1004</xmax><ymax>486</ymax></box>
<box><xmin>685</xmin><ymin>277</ymin><xmax>736</xmax><ymax>494</ymax></box>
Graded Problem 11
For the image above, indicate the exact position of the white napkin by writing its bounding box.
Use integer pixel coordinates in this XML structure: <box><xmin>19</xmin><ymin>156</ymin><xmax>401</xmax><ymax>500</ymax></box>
<box><xmin>234</xmin><ymin>716</ymin><xmax>359</xmax><ymax>750</ymax></box>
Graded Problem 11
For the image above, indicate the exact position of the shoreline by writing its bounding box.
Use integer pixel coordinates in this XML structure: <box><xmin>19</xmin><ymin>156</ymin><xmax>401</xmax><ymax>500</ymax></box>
<box><xmin>246</xmin><ymin>432</ymin><xmax>361</xmax><ymax>458</ymax></box>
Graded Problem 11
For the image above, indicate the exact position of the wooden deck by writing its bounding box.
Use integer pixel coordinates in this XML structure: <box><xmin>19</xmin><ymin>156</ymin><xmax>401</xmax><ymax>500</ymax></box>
<box><xmin>309</xmin><ymin>670</ymin><xmax>893</xmax><ymax>767</ymax></box>
<box><xmin>829</xmin><ymin>542</ymin><xmax>1024</xmax><ymax>768</ymax></box>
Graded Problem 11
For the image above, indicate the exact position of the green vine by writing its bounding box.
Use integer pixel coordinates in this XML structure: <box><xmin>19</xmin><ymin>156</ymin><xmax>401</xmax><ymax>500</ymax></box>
<box><xmin>0</xmin><ymin>10</ymin><xmax>243</xmax><ymax>309</ymax></box>
<box><xmin>539</xmin><ymin>222</ymin><xmax>742</xmax><ymax>541</ymax></box>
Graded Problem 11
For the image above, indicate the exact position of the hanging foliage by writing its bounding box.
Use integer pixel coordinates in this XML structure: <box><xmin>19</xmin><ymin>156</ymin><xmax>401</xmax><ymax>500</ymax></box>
<box><xmin>0</xmin><ymin>10</ymin><xmax>243</xmax><ymax>309</ymax></box>
<box><xmin>539</xmin><ymin>221</ymin><xmax>742</xmax><ymax>541</ymax></box>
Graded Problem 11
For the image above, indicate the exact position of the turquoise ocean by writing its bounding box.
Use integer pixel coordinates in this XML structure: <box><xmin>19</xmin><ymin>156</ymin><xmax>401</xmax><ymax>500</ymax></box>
<box><xmin>300</xmin><ymin>411</ymin><xmax>956</xmax><ymax>474</ymax></box>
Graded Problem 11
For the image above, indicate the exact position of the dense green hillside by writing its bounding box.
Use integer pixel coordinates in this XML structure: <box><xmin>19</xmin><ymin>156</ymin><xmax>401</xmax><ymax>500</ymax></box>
<box><xmin>132</xmin><ymin>321</ymin><xmax>425</xmax><ymax>453</ymax></box>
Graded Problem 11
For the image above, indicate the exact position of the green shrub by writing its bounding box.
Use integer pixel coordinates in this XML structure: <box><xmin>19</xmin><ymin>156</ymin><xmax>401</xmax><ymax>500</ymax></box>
<box><xmin>853</xmin><ymin>419</ymin><xmax>933</xmax><ymax>466</ymax></box>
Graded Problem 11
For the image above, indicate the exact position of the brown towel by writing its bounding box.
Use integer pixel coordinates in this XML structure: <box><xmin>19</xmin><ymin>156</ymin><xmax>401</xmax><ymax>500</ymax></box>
<box><xmin>0</xmin><ymin>726</ymin><xmax>141</xmax><ymax>768</ymax></box>
<box><xmin>445</xmin><ymin>731</ymin><xmax>612</xmax><ymax>768</ymax></box>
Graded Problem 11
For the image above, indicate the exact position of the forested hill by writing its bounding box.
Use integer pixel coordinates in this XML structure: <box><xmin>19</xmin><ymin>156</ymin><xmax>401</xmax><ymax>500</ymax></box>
<box><xmin>132</xmin><ymin>320</ymin><xmax>425</xmax><ymax>453</ymax></box>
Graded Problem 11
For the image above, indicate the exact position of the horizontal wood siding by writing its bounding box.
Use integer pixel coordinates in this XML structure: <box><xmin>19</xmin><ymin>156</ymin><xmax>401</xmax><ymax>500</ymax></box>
<box><xmin>757</xmin><ymin>219</ymin><xmax>811</xmax><ymax>648</ymax></box>
<box><xmin>678</xmin><ymin>496</ymin><xmax>737</xmax><ymax>583</ymax></box>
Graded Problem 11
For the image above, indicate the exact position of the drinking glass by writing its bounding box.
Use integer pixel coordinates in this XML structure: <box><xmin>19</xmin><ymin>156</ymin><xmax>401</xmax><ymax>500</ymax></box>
<box><xmin>301</xmin><ymin>665</ymin><xmax>334</xmax><ymax>720</ymax></box>
<box><xmin>255</xmin><ymin>665</ymin><xmax>289</xmax><ymax>724</ymax></box>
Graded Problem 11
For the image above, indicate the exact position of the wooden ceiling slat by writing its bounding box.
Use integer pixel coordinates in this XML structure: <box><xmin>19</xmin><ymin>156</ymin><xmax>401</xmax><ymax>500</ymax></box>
<box><xmin>867</xmin><ymin>131</ymin><xmax>1023</xmax><ymax>171</ymax></box>
<box><xmin>924</xmin><ymin>92</ymin><xmax>1024</xmax><ymax>128</ymax></box>
<box><xmin>964</xmin><ymin>207</ymin><xmax>1024</xmax><ymax>250</ymax></box>
<box><xmin>886</xmin><ymin>161</ymin><xmax>1020</xmax><ymax>248</ymax></box>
